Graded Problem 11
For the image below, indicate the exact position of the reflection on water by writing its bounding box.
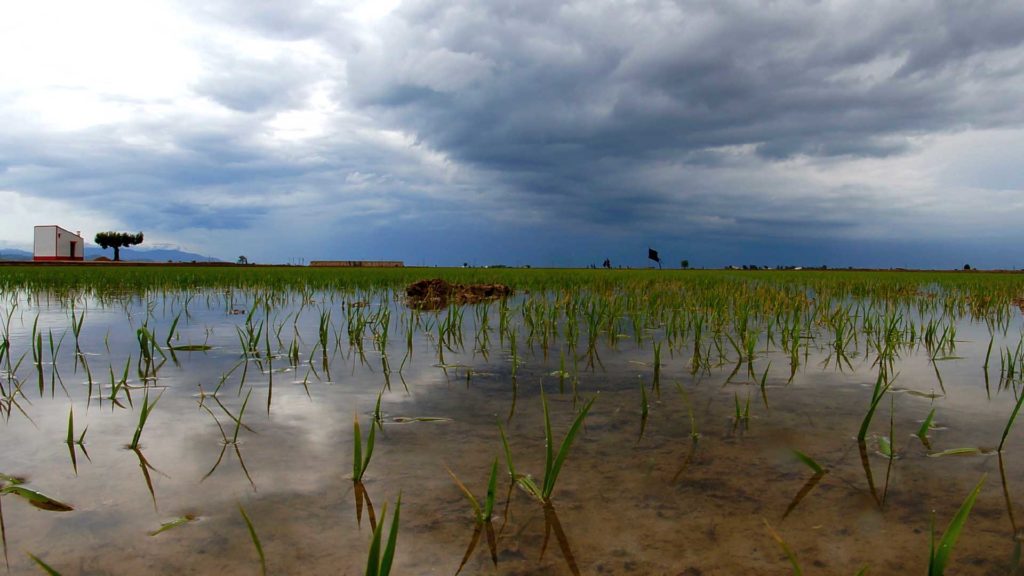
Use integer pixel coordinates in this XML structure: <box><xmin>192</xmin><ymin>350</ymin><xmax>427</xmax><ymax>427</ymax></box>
<box><xmin>1</xmin><ymin>289</ymin><xmax>1023</xmax><ymax>574</ymax></box>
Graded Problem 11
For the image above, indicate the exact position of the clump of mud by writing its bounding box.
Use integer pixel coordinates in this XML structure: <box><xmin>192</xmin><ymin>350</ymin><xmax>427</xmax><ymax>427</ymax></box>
<box><xmin>405</xmin><ymin>278</ymin><xmax>512</xmax><ymax>309</ymax></box>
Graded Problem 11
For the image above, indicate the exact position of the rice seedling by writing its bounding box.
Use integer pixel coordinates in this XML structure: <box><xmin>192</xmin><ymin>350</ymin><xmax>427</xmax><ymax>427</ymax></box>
<box><xmin>0</xmin><ymin>481</ymin><xmax>73</xmax><ymax>512</ymax></box>
<box><xmin>353</xmin><ymin>412</ymin><xmax>377</xmax><ymax>483</ymax></box>
<box><xmin>238</xmin><ymin>504</ymin><xmax>266</xmax><ymax>576</ymax></box>
<box><xmin>764</xmin><ymin>518</ymin><xmax>802</xmax><ymax>575</ymax></box>
<box><xmin>164</xmin><ymin>312</ymin><xmax>181</xmax><ymax>349</ymax></box>
<box><xmin>927</xmin><ymin>447</ymin><xmax>987</xmax><ymax>458</ymax></box>
<box><xmin>149</xmin><ymin>513</ymin><xmax>198</xmax><ymax>536</ymax></box>
<box><xmin>135</xmin><ymin>324</ymin><xmax>166</xmax><ymax>380</ymax></box>
<box><xmin>129</xmin><ymin>389</ymin><xmax>161</xmax><ymax>451</ymax></box>
<box><xmin>881</xmin><ymin>395</ymin><xmax>896</xmax><ymax>505</ymax></box>
<box><xmin>928</xmin><ymin>475</ymin><xmax>986</xmax><ymax>575</ymax></box>
<box><xmin>509</xmin><ymin>391</ymin><xmax>595</xmax><ymax>504</ymax></box>
<box><xmin>998</xmin><ymin>388</ymin><xmax>1024</xmax><ymax>453</ymax></box>
<box><xmin>43</xmin><ymin>329</ymin><xmax>67</xmax><ymax>397</ymax></box>
<box><xmin>448</xmin><ymin>458</ymin><xmax>499</xmax><ymax>572</ymax></box>
<box><xmin>31</xmin><ymin>315</ymin><xmax>43</xmax><ymax>396</ymax></box>
<box><xmin>65</xmin><ymin>406</ymin><xmax>87</xmax><ymax>448</ymax></box>
<box><xmin>364</xmin><ymin>494</ymin><xmax>401</xmax><ymax>576</ymax></box>
<box><xmin>792</xmin><ymin>449</ymin><xmax>824</xmax><ymax>475</ymax></box>
<box><xmin>732</xmin><ymin>391</ymin><xmax>751</xmax><ymax>432</ymax></box>
<box><xmin>759</xmin><ymin>362</ymin><xmax>771</xmax><ymax>408</ymax></box>
<box><xmin>856</xmin><ymin>364</ymin><xmax>897</xmax><ymax>440</ymax></box>
<box><xmin>27</xmin><ymin>552</ymin><xmax>62</xmax><ymax>575</ymax></box>
<box><xmin>917</xmin><ymin>408</ymin><xmax>936</xmax><ymax>450</ymax></box>
<box><xmin>857</xmin><ymin>369</ymin><xmax>895</xmax><ymax>507</ymax></box>
<box><xmin>65</xmin><ymin>407</ymin><xmax>88</xmax><ymax>475</ymax></box>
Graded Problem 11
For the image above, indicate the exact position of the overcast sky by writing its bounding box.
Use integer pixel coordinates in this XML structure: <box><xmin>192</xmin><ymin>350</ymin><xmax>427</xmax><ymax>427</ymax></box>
<box><xmin>2</xmin><ymin>0</ymin><xmax>1023</xmax><ymax>267</ymax></box>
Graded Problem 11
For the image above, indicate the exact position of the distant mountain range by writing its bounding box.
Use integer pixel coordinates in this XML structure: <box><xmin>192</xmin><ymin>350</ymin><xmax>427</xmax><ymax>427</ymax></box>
<box><xmin>0</xmin><ymin>246</ymin><xmax>221</xmax><ymax>262</ymax></box>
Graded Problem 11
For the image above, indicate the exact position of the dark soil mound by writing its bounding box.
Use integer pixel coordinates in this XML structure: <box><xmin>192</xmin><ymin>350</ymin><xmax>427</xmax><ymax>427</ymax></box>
<box><xmin>406</xmin><ymin>279</ymin><xmax>512</xmax><ymax>309</ymax></box>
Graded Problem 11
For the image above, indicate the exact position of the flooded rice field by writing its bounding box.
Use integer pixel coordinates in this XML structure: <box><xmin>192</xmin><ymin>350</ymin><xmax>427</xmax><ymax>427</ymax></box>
<box><xmin>2</xmin><ymin>269</ymin><xmax>1024</xmax><ymax>574</ymax></box>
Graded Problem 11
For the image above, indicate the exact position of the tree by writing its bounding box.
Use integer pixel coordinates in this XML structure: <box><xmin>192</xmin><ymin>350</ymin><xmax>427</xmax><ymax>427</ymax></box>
<box><xmin>964</xmin><ymin>264</ymin><xmax>971</xmax><ymax>270</ymax></box>
<box><xmin>94</xmin><ymin>231</ymin><xmax>143</xmax><ymax>262</ymax></box>
<box><xmin>681</xmin><ymin>259</ymin><xmax>689</xmax><ymax>269</ymax></box>
<box><xmin>238</xmin><ymin>255</ymin><xmax>248</xmax><ymax>265</ymax></box>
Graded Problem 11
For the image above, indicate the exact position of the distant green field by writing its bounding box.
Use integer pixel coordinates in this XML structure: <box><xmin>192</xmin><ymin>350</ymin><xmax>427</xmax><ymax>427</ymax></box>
<box><xmin>2</xmin><ymin>263</ymin><xmax>1024</xmax><ymax>295</ymax></box>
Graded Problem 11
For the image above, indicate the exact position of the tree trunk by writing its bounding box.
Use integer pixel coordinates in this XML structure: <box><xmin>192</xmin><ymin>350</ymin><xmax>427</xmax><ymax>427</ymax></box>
<box><xmin>114</xmin><ymin>246</ymin><xmax>120</xmax><ymax>261</ymax></box>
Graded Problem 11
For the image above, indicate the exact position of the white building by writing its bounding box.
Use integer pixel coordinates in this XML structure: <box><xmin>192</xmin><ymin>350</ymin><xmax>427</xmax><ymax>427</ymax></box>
<box><xmin>33</xmin><ymin>225</ymin><xmax>84</xmax><ymax>261</ymax></box>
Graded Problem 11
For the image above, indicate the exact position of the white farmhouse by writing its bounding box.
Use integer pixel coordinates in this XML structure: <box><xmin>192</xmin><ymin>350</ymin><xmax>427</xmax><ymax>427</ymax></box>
<box><xmin>33</xmin><ymin>225</ymin><xmax>84</xmax><ymax>261</ymax></box>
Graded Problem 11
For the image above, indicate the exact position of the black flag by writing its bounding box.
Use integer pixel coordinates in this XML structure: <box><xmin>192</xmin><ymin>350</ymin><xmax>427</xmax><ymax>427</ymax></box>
<box><xmin>648</xmin><ymin>248</ymin><xmax>661</xmax><ymax>268</ymax></box>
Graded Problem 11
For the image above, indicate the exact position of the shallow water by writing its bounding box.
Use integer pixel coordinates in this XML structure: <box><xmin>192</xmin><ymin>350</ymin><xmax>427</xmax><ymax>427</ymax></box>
<box><xmin>1</xmin><ymin>290</ymin><xmax>1023</xmax><ymax>575</ymax></box>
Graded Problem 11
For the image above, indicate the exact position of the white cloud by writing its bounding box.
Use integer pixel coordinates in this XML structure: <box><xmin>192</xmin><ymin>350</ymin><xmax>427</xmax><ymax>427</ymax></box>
<box><xmin>0</xmin><ymin>190</ymin><xmax>122</xmax><ymax>249</ymax></box>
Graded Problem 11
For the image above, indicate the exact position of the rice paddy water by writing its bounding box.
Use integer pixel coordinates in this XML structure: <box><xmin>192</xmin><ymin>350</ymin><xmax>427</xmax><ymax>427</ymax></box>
<box><xmin>1</xmin><ymin>267</ymin><xmax>1024</xmax><ymax>574</ymax></box>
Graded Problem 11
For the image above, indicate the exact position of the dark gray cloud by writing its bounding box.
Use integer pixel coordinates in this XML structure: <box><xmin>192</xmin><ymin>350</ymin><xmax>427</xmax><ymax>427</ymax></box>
<box><xmin>344</xmin><ymin>0</ymin><xmax>1024</xmax><ymax>243</ymax></box>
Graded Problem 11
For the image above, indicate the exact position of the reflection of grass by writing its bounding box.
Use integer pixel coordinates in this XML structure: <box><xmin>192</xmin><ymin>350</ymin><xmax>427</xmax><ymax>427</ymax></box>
<box><xmin>784</xmin><ymin>450</ymin><xmax>827</xmax><ymax>519</ymax></box>
<box><xmin>201</xmin><ymin>390</ymin><xmax>256</xmax><ymax>490</ymax></box>
<box><xmin>638</xmin><ymin>380</ymin><xmax>649</xmax><ymax>442</ymax></box>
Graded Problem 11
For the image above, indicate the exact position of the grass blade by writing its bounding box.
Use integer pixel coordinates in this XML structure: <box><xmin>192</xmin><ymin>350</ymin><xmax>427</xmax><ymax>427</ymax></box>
<box><xmin>446</xmin><ymin>466</ymin><xmax>482</xmax><ymax>520</ymax></box>
<box><xmin>380</xmin><ymin>494</ymin><xmax>401</xmax><ymax>575</ymax></box>
<box><xmin>792</xmin><ymin>449</ymin><xmax>824</xmax><ymax>475</ymax></box>
<box><xmin>365</xmin><ymin>503</ymin><xmax>386</xmax><ymax>576</ymax></box>
<box><xmin>483</xmin><ymin>458</ymin><xmax>498</xmax><ymax>521</ymax></box>
<box><xmin>542</xmin><ymin>389</ymin><xmax>554</xmax><ymax>495</ymax></box>
<box><xmin>999</xmin><ymin>390</ymin><xmax>1024</xmax><ymax>452</ymax></box>
<box><xmin>27</xmin><ymin>553</ymin><xmax>62</xmax><ymax>576</ymax></box>
<box><xmin>149</xmin><ymin>514</ymin><xmax>198</xmax><ymax>536</ymax></box>
<box><xmin>930</xmin><ymin>475</ymin><xmax>986</xmax><ymax>575</ymax></box>
<box><xmin>917</xmin><ymin>408</ymin><xmax>936</xmax><ymax>448</ymax></box>
<box><xmin>543</xmin><ymin>396</ymin><xmax>596</xmax><ymax>501</ymax></box>
<box><xmin>0</xmin><ymin>486</ymin><xmax>73</xmax><ymax>512</ymax></box>
<box><xmin>764</xmin><ymin>518</ymin><xmax>802</xmax><ymax>575</ymax></box>
<box><xmin>498</xmin><ymin>422</ymin><xmax>516</xmax><ymax>479</ymax></box>
<box><xmin>354</xmin><ymin>413</ymin><xmax>364</xmax><ymax>480</ymax></box>
<box><xmin>238</xmin><ymin>504</ymin><xmax>266</xmax><ymax>576</ymax></box>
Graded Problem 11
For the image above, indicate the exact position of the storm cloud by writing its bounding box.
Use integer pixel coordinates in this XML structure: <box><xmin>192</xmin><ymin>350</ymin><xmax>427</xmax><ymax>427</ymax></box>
<box><xmin>2</xmin><ymin>0</ymin><xmax>1023</xmax><ymax>266</ymax></box>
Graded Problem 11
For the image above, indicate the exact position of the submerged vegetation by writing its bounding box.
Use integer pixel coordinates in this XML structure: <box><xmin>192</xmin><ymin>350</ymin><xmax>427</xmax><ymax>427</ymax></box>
<box><xmin>1</xmin><ymin>265</ymin><xmax>1024</xmax><ymax>572</ymax></box>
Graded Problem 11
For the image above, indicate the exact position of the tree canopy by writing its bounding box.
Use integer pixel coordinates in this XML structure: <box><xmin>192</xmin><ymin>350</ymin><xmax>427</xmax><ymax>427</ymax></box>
<box><xmin>94</xmin><ymin>231</ymin><xmax>143</xmax><ymax>262</ymax></box>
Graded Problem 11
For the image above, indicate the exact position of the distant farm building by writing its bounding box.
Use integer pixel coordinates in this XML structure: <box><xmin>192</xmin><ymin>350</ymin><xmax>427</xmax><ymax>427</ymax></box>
<box><xmin>34</xmin><ymin>225</ymin><xmax>84</xmax><ymax>261</ymax></box>
<box><xmin>309</xmin><ymin>260</ymin><xmax>404</xmax><ymax>268</ymax></box>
